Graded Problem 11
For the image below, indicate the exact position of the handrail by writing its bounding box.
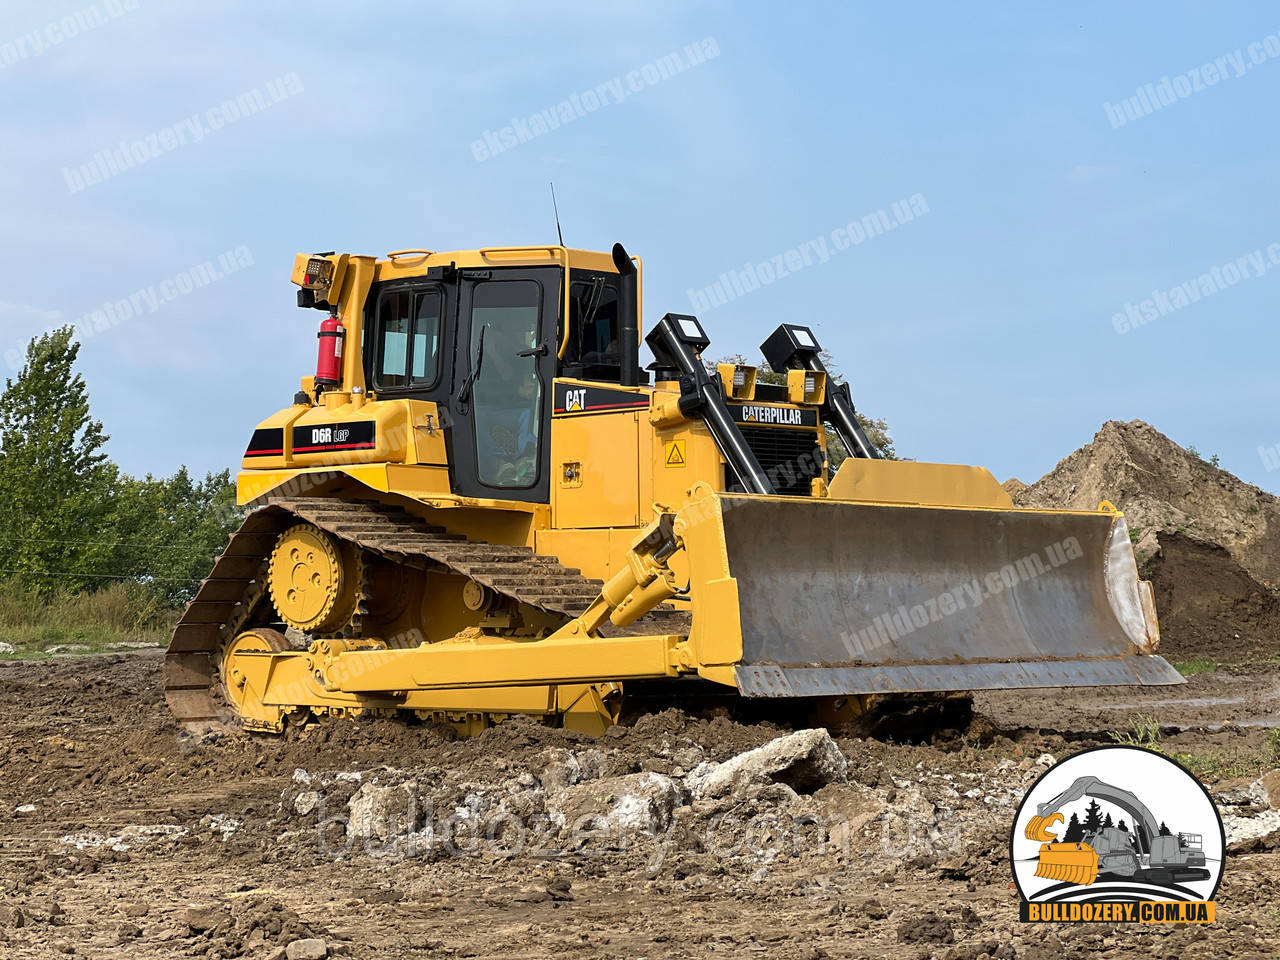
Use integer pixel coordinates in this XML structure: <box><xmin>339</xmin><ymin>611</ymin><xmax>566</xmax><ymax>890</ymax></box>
<box><xmin>386</xmin><ymin>249</ymin><xmax>434</xmax><ymax>260</ymax></box>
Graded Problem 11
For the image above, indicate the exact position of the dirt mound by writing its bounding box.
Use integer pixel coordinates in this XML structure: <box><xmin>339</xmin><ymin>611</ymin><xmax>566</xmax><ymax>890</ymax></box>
<box><xmin>1001</xmin><ymin>477</ymin><xmax>1028</xmax><ymax>500</ymax></box>
<box><xmin>1143</xmin><ymin>532</ymin><xmax>1280</xmax><ymax>661</ymax></box>
<box><xmin>1013</xmin><ymin>420</ymin><xmax>1280</xmax><ymax>661</ymax></box>
<box><xmin>1014</xmin><ymin>420</ymin><xmax>1280</xmax><ymax>583</ymax></box>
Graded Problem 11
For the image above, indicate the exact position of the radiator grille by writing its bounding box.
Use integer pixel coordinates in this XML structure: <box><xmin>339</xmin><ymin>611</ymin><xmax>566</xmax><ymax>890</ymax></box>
<box><xmin>726</xmin><ymin>427</ymin><xmax>825</xmax><ymax>497</ymax></box>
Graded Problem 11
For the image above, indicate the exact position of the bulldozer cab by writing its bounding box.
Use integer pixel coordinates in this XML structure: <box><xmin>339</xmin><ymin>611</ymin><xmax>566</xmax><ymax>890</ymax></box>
<box><xmin>358</xmin><ymin>254</ymin><xmax>640</xmax><ymax>504</ymax></box>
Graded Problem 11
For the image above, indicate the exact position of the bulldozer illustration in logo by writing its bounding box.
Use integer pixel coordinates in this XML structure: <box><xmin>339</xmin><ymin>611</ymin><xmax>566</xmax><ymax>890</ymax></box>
<box><xmin>1011</xmin><ymin>746</ymin><xmax>1224</xmax><ymax>923</ymax></box>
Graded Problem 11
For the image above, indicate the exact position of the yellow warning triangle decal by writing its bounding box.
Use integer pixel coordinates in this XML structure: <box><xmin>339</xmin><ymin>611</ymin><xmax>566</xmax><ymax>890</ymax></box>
<box><xmin>666</xmin><ymin>441</ymin><xmax>686</xmax><ymax>465</ymax></box>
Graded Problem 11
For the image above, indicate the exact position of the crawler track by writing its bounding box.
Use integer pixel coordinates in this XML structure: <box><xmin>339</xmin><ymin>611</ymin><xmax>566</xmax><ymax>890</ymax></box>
<box><xmin>163</xmin><ymin>498</ymin><xmax>690</xmax><ymax>731</ymax></box>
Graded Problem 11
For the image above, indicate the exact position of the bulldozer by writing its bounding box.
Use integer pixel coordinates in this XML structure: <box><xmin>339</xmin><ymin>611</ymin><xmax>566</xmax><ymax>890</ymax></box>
<box><xmin>1025</xmin><ymin>776</ymin><xmax>1210</xmax><ymax>885</ymax></box>
<box><xmin>164</xmin><ymin>242</ymin><xmax>1182</xmax><ymax>737</ymax></box>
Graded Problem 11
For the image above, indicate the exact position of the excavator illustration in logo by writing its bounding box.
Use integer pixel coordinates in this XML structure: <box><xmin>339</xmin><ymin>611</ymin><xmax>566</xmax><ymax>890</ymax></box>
<box><xmin>1011</xmin><ymin>746</ymin><xmax>1224</xmax><ymax>923</ymax></box>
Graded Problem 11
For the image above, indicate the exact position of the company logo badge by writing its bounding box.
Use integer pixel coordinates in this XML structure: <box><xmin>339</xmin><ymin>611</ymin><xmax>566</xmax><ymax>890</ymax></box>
<box><xmin>1011</xmin><ymin>745</ymin><xmax>1223</xmax><ymax>924</ymax></box>
<box><xmin>739</xmin><ymin>404</ymin><xmax>803</xmax><ymax>426</ymax></box>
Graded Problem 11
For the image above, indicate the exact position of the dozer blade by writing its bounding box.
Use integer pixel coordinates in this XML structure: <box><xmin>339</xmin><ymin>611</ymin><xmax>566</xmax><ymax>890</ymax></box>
<box><xmin>680</xmin><ymin>491</ymin><xmax>1183</xmax><ymax>697</ymax></box>
<box><xmin>1034</xmin><ymin>843</ymin><xmax>1100</xmax><ymax>885</ymax></box>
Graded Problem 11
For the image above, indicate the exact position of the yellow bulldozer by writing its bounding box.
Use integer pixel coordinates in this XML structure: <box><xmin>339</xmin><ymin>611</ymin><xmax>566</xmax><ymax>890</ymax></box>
<box><xmin>164</xmin><ymin>242</ymin><xmax>1181</xmax><ymax>737</ymax></box>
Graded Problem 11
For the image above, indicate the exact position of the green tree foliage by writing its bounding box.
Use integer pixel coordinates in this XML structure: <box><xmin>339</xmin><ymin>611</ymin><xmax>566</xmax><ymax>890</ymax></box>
<box><xmin>712</xmin><ymin>352</ymin><xmax>897</xmax><ymax>467</ymax></box>
<box><xmin>0</xmin><ymin>328</ymin><xmax>239</xmax><ymax>605</ymax></box>
<box><xmin>0</xmin><ymin>327</ymin><xmax>118</xmax><ymax>592</ymax></box>
<box><xmin>109</xmin><ymin>468</ymin><xmax>242</xmax><ymax>604</ymax></box>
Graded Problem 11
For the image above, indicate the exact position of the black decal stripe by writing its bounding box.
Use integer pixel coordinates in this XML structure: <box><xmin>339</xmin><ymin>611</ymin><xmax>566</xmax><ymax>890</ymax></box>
<box><xmin>554</xmin><ymin>401</ymin><xmax>649</xmax><ymax>416</ymax></box>
<box><xmin>554</xmin><ymin>383</ymin><xmax>649</xmax><ymax>417</ymax></box>
<box><xmin>245</xmin><ymin>427</ymin><xmax>284</xmax><ymax>458</ymax></box>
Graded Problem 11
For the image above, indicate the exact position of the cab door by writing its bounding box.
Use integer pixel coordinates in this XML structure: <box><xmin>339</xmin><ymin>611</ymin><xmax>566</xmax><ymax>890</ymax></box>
<box><xmin>449</xmin><ymin>267</ymin><xmax>560</xmax><ymax>503</ymax></box>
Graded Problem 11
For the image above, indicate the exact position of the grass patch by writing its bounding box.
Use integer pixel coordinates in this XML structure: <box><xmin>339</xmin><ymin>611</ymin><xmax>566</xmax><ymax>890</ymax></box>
<box><xmin>1108</xmin><ymin>715</ymin><xmax>1280</xmax><ymax>781</ymax></box>
<box><xmin>0</xmin><ymin>579</ymin><xmax>175</xmax><ymax>659</ymax></box>
<box><xmin>1175</xmin><ymin>656</ymin><xmax>1219</xmax><ymax>676</ymax></box>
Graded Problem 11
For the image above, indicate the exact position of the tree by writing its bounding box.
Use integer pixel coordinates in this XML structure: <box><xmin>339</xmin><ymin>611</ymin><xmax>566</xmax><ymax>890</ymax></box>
<box><xmin>1062</xmin><ymin>812</ymin><xmax>1084</xmax><ymax>843</ymax></box>
<box><xmin>0</xmin><ymin>327</ymin><xmax>118</xmax><ymax>593</ymax></box>
<box><xmin>108</xmin><ymin>467</ymin><xmax>241</xmax><ymax>605</ymax></box>
<box><xmin>1082</xmin><ymin>799</ymin><xmax>1103</xmax><ymax>833</ymax></box>
<box><xmin>1158</xmin><ymin>821</ymin><xmax>1172</xmax><ymax>837</ymax></box>
<box><xmin>1117</xmin><ymin>819</ymin><xmax>1129</xmax><ymax>832</ymax></box>
<box><xmin>0</xmin><ymin>328</ymin><xmax>240</xmax><ymax>606</ymax></box>
<box><xmin>1102</xmin><ymin>812</ymin><xmax>1114</xmax><ymax>829</ymax></box>
<box><xmin>711</xmin><ymin>352</ymin><xmax>897</xmax><ymax>465</ymax></box>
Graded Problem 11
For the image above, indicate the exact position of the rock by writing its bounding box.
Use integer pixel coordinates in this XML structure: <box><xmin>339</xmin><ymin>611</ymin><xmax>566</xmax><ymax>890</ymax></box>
<box><xmin>184</xmin><ymin>903</ymin><xmax>228</xmax><ymax>932</ymax></box>
<box><xmin>0</xmin><ymin>642</ymin><xmax>14</xmax><ymax>655</ymax></box>
<box><xmin>1224</xmin><ymin>808</ymin><xmax>1280</xmax><ymax>849</ymax></box>
<box><xmin>347</xmin><ymin>780</ymin><xmax>420</xmax><ymax>842</ymax></box>
<box><xmin>1262</xmin><ymin>769</ymin><xmax>1280</xmax><ymax>809</ymax></box>
<box><xmin>123</xmin><ymin>901</ymin><xmax>150</xmax><ymax>918</ymax></box>
<box><xmin>692</xmin><ymin>729</ymin><xmax>848</xmax><ymax>798</ymax></box>
<box><xmin>115</xmin><ymin>922</ymin><xmax>141</xmax><ymax>943</ymax></box>
<box><xmin>0</xmin><ymin>905</ymin><xmax>25</xmax><ymax>928</ymax></box>
<box><xmin>285</xmin><ymin>938</ymin><xmax>329</xmax><ymax>960</ymax></box>
<box><xmin>553</xmin><ymin>772</ymin><xmax>686</xmax><ymax>835</ymax></box>
<box><xmin>540</xmin><ymin>748</ymin><xmax>609</xmax><ymax>792</ymax></box>
<box><xmin>293</xmin><ymin>791</ymin><xmax>321</xmax><ymax>816</ymax></box>
<box><xmin>14</xmin><ymin>804</ymin><xmax>36</xmax><ymax>816</ymax></box>
<box><xmin>897</xmin><ymin>912</ymin><xmax>954</xmax><ymax>944</ymax></box>
<box><xmin>545</xmin><ymin>878</ymin><xmax>573</xmax><ymax>902</ymax></box>
<box><xmin>199</xmin><ymin>813</ymin><xmax>241</xmax><ymax>839</ymax></box>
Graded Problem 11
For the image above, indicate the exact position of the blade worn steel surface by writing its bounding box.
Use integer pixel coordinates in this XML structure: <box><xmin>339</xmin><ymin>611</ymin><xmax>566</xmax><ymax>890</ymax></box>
<box><xmin>718</xmin><ymin>496</ymin><xmax>1180</xmax><ymax>690</ymax></box>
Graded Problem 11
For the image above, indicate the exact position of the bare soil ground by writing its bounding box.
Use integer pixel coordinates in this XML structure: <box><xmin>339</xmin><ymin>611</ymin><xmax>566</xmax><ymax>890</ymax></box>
<box><xmin>0</xmin><ymin>650</ymin><xmax>1276</xmax><ymax>960</ymax></box>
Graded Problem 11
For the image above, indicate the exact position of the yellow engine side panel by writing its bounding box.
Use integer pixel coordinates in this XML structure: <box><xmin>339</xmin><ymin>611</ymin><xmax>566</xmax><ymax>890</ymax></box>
<box><xmin>550</xmin><ymin>412</ymin><xmax>642</xmax><ymax>530</ymax></box>
<box><xmin>647</xmin><ymin>398</ymin><xmax>725</xmax><ymax>510</ymax></box>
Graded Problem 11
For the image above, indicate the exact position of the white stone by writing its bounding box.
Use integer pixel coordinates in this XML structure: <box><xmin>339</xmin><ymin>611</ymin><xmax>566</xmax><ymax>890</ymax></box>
<box><xmin>285</xmin><ymin>938</ymin><xmax>328</xmax><ymax>960</ymax></box>
<box><xmin>347</xmin><ymin>781</ymin><xmax>419</xmax><ymax>842</ymax></box>
<box><xmin>692</xmin><ymin>729</ymin><xmax>848</xmax><ymax>798</ymax></box>
<box><xmin>553</xmin><ymin>772</ymin><xmax>685</xmax><ymax>835</ymax></box>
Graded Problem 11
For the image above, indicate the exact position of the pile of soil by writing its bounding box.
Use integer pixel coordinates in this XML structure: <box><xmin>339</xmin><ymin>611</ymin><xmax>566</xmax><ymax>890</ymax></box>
<box><xmin>1010</xmin><ymin>420</ymin><xmax>1280</xmax><ymax>662</ymax></box>
<box><xmin>1143</xmin><ymin>532</ymin><xmax>1280</xmax><ymax>663</ymax></box>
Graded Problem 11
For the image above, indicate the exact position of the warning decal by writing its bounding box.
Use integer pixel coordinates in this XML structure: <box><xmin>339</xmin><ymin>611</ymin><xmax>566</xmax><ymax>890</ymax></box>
<box><xmin>665</xmin><ymin>440</ymin><xmax>686</xmax><ymax>467</ymax></box>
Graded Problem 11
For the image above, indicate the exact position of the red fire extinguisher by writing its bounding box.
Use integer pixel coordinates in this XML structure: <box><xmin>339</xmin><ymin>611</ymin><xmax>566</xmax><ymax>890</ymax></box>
<box><xmin>316</xmin><ymin>313</ymin><xmax>345</xmax><ymax>386</ymax></box>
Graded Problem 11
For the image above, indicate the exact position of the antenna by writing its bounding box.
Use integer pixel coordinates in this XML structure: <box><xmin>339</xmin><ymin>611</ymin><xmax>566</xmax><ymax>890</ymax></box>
<box><xmin>550</xmin><ymin>181</ymin><xmax>565</xmax><ymax>247</ymax></box>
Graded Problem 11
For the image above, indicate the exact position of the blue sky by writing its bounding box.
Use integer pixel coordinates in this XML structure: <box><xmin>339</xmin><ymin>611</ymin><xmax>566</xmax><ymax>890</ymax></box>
<box><xmin>3</xmin><ymin>1</ymin><xmax>1279</xmax><ymax>491</ymax></box>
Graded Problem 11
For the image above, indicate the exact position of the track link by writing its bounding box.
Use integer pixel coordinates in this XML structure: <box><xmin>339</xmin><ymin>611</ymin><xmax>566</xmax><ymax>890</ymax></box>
<box><xmin>163</xmin><ymin>498</ymin><xmax>691</xmax><ymax>731</ymax></box>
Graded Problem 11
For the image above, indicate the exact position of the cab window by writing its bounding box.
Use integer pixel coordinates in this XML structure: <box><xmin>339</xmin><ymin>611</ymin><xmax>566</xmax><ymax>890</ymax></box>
<box><xmin>374</xmin><ymin>288</ymin><xmax>441</xmax><ymax>390</ymax></box>
<box><xmin>564</xmin><ymin>270</ymin><xmax>621</xmax><ymax>377</ymax></box>
<box><xmin>469</xmin><ymin>280</ymin><xmax>543</xmax><ymax>488</ymax></box>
